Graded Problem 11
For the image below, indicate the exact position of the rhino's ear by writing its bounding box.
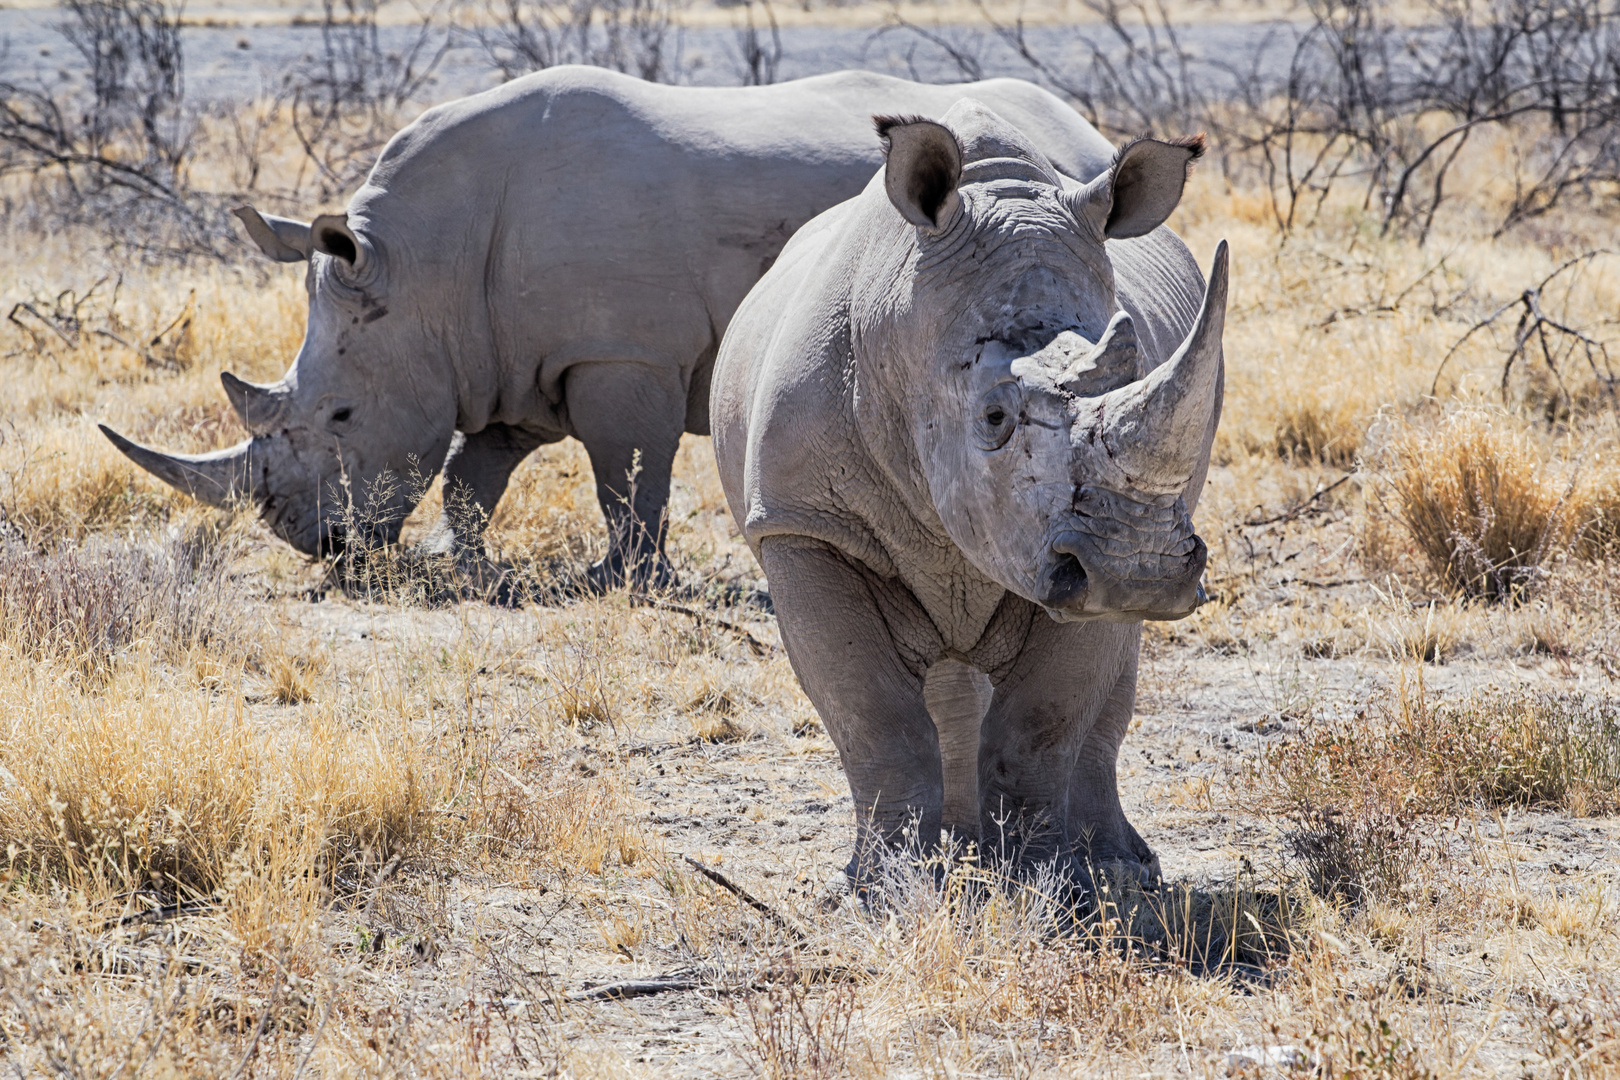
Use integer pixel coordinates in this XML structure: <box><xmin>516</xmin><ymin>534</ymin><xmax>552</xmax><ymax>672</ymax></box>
<box><xmin>1066</xmin><ymin>134</ymin><xmax>1205</xmax><ymax>241</ymax></box>
<box><xmin>233</xmin><ymin>205</ymin><xmax>312</xmax><ymax>263</ymax></box>
<box><xmin>310</xmin><ymin>213</ymin><xmax>364</xmax><ymax>269</ymax></box>
<box><xmin>875</xmin><ymin>115</ymin><xmax>963</xmax><ymax>231</ymax></box>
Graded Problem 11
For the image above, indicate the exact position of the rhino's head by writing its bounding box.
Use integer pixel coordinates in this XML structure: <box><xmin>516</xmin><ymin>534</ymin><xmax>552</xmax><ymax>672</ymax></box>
<box><xmin>868</xmin><ymin>104</ymin><xmax>1226</xmax><ymax>622</ymax></box>
<box><xmin>101</xmin><ymin>206</ymin><xmax>457</xmax><ymax>555</ymax></box>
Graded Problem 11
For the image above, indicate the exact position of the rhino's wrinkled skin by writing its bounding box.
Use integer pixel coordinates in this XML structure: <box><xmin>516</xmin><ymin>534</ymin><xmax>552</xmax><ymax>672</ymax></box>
<box><xmin>101</xmin><ymin>67</ymin><xmax>1112</xmax><ymax>584</ymax></box>
<box><xmin>712</xmin><ymin>101</ymin><xmax>1227</xmax><ymax>882</ymax></box>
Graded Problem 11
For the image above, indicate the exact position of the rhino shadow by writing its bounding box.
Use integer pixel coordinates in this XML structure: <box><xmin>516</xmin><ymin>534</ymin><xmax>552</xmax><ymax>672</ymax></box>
<box><xmin>828</xmin><ymin>824</ymin><xmax>1300</xmax><ymax>986</ymax></box>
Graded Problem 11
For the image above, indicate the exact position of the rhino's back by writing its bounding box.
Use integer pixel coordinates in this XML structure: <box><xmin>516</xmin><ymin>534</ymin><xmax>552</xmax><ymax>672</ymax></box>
<box><xmin>366</xmin><ymin>68</ymin><xmax>1110</xmax><ymax>194</ymax></box>
<box><xmin>353</xmin><ymin>66</ymin><xmax>1114</xmax><ymax>313</ymax></box>
<box><xmin>348</xmin><ymin>68</ymin><xmax>1114</xmax><ymax>433</ymax></box>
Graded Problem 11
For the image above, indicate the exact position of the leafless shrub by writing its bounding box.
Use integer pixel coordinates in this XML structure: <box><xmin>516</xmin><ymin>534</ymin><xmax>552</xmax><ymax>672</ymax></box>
<box><xmin>0</xmin><ymin>0</ymin><xmax>228</xmax><ymax>255</ymax></box>
<box><xmin>471</xmin><ymin>0</ymin><xmax>689</xmax><ymax>84</ymax></box>
<box><xmin>1432</xmin><ymin>249</ymin><xmax>1619</xmax><ymax>419</ymax></box>
<box><xmin>285</xmin><ymin>0</ymin><xmax>457</xmax><ymax>199</ymax></box>
<box><xmin>740</xmin><ymin>951</ymin><xmax>860</xmax><ymax>1080</ymax></box>
<box><xmin>1287</xmin><ymin>802</ymin><xmax>1430</xmax><ymax>906</ymax></box>
<box><xmin>1230</xmin><ymin>0</ymin><xmax>1620</xmax><ymax>240</ymax></box>
<box><xmin>6</xmin><ymin>276</ymin><xmax>196</xmax><ymax>371</ymax></box>
<box><xmin>1539</xmin><ymin>970</ymin><xmax>1620</xmax><ymax>1080</ymax></box>
<box><xmin>911</xmin><ymin>0</ymin><xmax>1620</xmax><ymax>243</ymax></box>
<box><xmin>733</xmin><ymin>0</ymin><xmax>784</xmax><ymax>87</ymax></box>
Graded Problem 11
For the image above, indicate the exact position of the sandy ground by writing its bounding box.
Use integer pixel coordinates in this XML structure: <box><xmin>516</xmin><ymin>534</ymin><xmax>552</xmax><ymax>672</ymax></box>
<box><xmin>262</xmin><ymin>586</ymin><xmax>1620</xmax><ymax>1075</ymax></box>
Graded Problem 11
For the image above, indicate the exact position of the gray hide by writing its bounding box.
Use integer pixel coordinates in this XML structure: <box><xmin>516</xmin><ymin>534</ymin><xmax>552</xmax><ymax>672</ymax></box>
<box><xmin>100</xmin><ymin>66</ymin><xmax>1112</xmax><ymax>586</ymax></box>
<box><xmin>711</xmin><ymin>101</ymin><xmax>1227</xmax><ymax>883</ymax></box>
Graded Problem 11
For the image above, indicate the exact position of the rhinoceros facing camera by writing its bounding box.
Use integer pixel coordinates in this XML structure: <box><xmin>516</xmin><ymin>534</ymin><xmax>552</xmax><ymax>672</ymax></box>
<box><xmin>712</xmin><ymin>99</ymin><xmax>1227</xmax><ymax>886</ymax></box>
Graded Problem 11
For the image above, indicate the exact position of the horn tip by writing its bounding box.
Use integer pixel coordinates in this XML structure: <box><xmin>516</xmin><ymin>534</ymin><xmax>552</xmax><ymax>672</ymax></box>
<box><xmin>99</xmin><ymin>423</ymin><xmax>136</xmax><ymax>453</ymax></box>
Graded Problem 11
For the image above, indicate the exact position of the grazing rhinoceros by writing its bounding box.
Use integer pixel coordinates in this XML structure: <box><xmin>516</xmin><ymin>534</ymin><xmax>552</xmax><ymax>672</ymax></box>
<box><xmin>100</xmin><ymin>66</ymin><xmax>1112</xmax><ymax>586</ymax></box>
<box><xmin>711</xmin><ymin>100</ymin><xmax>1225</xmax><ymax>883</ymax></box>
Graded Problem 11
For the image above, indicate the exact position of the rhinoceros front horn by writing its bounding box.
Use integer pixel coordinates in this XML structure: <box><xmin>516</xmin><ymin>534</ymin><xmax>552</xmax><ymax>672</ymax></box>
<box><xmin>98</xmin><ymin>425</ymin><xmax>258</xmax><ymax>509</ymax></box>
<box><xmin>221</xmin><ymin>371</ymin><xmax>290</xmax><ymax>435</ymax></box>
<box><xmin>1093</xmin><ymin>239</ymin><xmax>1228</xmax><ymax>495</ymax></box>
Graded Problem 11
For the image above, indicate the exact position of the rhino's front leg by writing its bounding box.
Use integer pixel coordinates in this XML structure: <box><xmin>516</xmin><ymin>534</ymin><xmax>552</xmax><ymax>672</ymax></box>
<box><xmin>564</xmin><ymin>361</ymin><xmax>687</xmax><ymax>590</ymax></box>
<box><xmin>979</xmin><ymin>618</ymin><xmax>1152</xmax><ymax>882</ymax></box>
<box><xmin>759</xmin><ymin>535</ymin><xmax>945</xmax><ymax>881</ymax></box>
<box><xmin>427</xmin><ymin>423</ymin><xmax>558</xmax><ymax>556</ymax></box>
<box><xmin>1066</xmin><ymin>638</ymin><xmax>1160</xmax><ymax>884</ymax></box>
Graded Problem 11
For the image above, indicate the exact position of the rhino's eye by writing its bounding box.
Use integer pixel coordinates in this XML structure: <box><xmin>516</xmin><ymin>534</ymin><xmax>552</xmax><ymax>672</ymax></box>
<box><xmin>326</xmin><ymin>405</ymin><xmax>356</xmax><ymax>434</ymax></box>
<box><xmin>975</xmin><ymin>382</ymin><xmax>1021</xmax><ymax>451</ymax></box>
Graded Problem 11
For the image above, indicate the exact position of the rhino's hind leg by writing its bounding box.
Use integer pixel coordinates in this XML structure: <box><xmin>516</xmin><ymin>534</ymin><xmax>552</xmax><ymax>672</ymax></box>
<box><xmin>923</xmin><ymin>660</ymin><xmax>992</xmax><ymax>841</ymax></box>
<box><xmin>565</xmin><ymin>361</ymin><xmax>688</xmax><ymax>591</ymax></box>
<box><xmin>759</xmin><ymin>535</ymin><xmax>946</xmax><ymax>883</ymax></box>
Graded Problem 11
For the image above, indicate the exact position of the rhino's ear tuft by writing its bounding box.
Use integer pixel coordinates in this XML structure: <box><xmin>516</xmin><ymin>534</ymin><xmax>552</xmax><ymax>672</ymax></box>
<box><xmin>875</xmin><ymin>115</ymin><xmax>963</xmax><ymax>231</ymax></box>
<box><xmin>234</xmin><ymin>205</ymin><xmax>312</xmax><ymax>263</ymax></box>
<box><xmin>1066</xmin><ymin>133</ymin><xmax>1205</xmax><ymax>241</ymax></box>
<box><xmin>311</xmin><ymin>213</ymin><xmax>362</xmax><ymax>268</ymax></box>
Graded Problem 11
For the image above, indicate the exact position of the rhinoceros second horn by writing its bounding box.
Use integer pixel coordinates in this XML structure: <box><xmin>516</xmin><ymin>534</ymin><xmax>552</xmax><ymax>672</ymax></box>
<box><xmin>221</xmin><ymin>371</ymin><xmax>290</xmax><ymax>435</ymax></box>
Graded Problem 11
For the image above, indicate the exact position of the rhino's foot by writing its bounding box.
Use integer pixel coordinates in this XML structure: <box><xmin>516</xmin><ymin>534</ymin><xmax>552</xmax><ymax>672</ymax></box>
<box><xmin>585</xmin><ymin>551</ymin><xmax>677</xmax><ymax>595</ymax></box>
<box><xmin>1059</xmin><ymin>823</ymin><xmax>1162</xmax><ymax>899</ymax></box>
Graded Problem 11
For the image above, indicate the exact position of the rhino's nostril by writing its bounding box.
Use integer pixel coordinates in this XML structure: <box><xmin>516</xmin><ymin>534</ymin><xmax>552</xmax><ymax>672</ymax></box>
<box><xmin>1046</xmin><ymin>548</ymin><xmax>1089</xmax><ymax>606</ymax></box>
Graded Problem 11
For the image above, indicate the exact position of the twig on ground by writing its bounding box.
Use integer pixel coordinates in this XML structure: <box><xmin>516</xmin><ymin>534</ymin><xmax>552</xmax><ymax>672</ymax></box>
<box><xmin>634</xmin><ymin>596</ymin><xmax>779</xmax><ymax>657</ymax></box>
<box><xmin>568</xmin><ymin>962</ymin><xmax>871</xmax><ymax>1002</ymax></box>
<box><xmin>569</xmin><ymin>976</ymin><xmax>705</xmax><ymax>1002</ymax></box>
<box><xmin>101</xmin><ymin>899</ymin><xmax>218</xmax><ymax>931</ymax></box>
<box><xmin>1243</xmin><ymin>475</ymin><xmax>1353</xmax><ymax>527</ymax></box>
<box><xmin>682</xmin><ymin>854</ymin><xmax>804</xmax><ymax>939</ymax></box>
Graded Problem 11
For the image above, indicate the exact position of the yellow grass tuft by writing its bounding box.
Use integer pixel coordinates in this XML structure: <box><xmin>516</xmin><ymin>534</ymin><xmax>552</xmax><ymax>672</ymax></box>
<box><xmin>1373</xmin><ymin>410</ymin><xmax>1580</xmax><ymax>599</ymax></box>
<box><xmin>0</xmin><ymin>654</ymin><xmax>438</xmax><ymax>936</ymax></box>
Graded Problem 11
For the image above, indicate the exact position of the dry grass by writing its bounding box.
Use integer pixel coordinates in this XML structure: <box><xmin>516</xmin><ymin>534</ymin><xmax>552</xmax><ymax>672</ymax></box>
<box><xmin>1262</xmin><ymin>675</ymin><xmax>1620</xmax><ymax>821</ymax></box>
<box><xmin>1370</xmin><ymin>410</ymin><xmax>1584</xmax><ymax>600</ymax></box>
<box><xmin>0</xmin><ymin>654</ymin><xmax>438</xmax><ymax>910</ymax></box>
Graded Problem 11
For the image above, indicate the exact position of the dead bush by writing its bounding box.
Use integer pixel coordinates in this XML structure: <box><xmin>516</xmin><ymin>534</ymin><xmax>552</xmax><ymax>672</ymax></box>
<box><xmin>1539</xmin><ymin>969</ymin><xmax>1620</xmax><ymax>1080</ymax></box>
<box><xmin>1008</xmin><ymin>940</ymin><xmax>1196</xmax><ymax>1050</ymax></box>
<box><xmin>1373</xmin><ymin>411</ymin><xmax>1578</xmax><ymax>600</ymax></box>
<box><xmin>473</xmin><ymin>0</ymin><xmax>690</xmax><ymax>85</ymax></box>
<box><xmin>1286</xmin><ymin>803</ymin><xmax>1431</xmax><ymax>906</ymax></box>
<box><xmin>740</xmin><ymin>952</ymin><xmax>861</xmax><ymax>1080</ymax></box>
<box><xmin>0</xmin><ymin>516</ymin><xmax>246</xmax><ymax>675</ymax></box>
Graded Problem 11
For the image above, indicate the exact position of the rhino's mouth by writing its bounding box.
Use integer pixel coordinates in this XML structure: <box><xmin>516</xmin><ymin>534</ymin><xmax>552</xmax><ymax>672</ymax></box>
<box><xmin>1037</xmin><ymin>486</ymin><xmax>1208</xmax><ymax>622</ymax></box>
